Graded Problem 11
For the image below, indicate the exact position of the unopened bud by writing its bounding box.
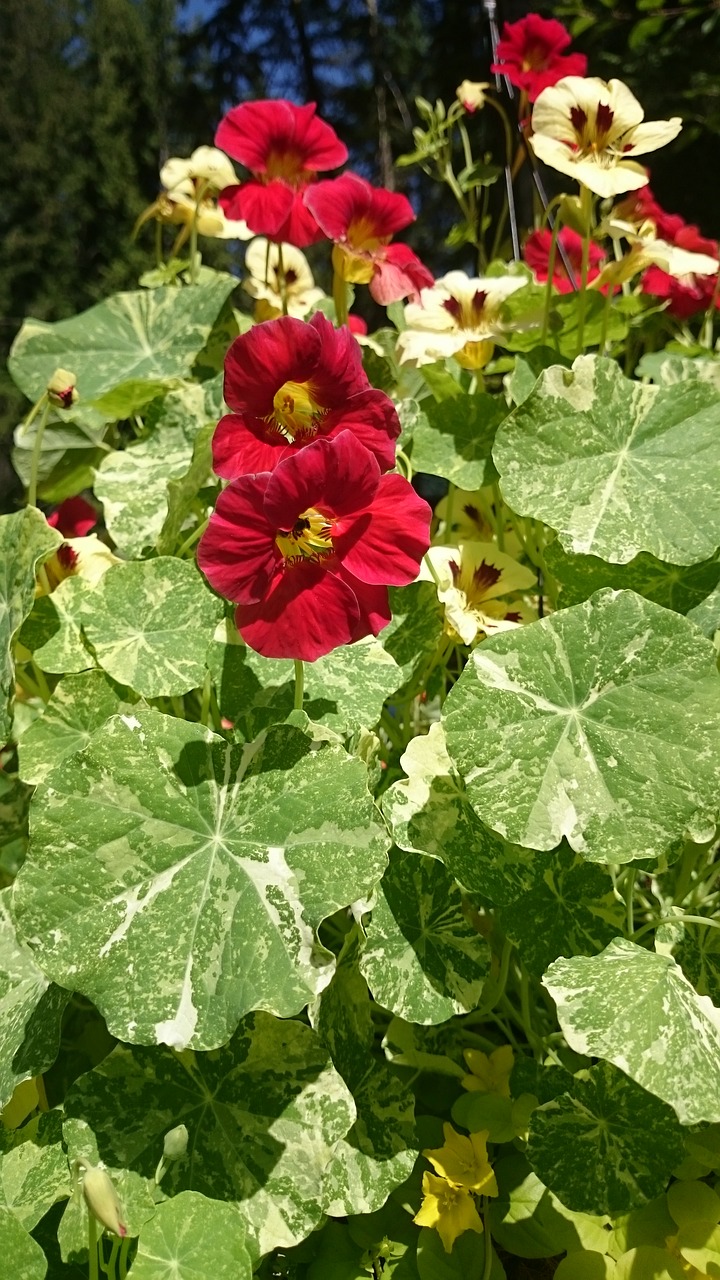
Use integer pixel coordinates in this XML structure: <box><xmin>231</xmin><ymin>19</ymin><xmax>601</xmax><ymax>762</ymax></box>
<box><xmin>47</xmin><ymin>368</ymin><xmax>79</xmax><ymax>410</ymax></box>
<box><xmin>163</xmin><ymin>1124</ymin><xmax>189</xmax><ymax>1160</ymax></box>
<box><xmin>456</xmin><ymin>80</ymin><xmax>490</xmax><ymax>113</ymax></box>
<box><xmin>81</xmin><ymin>1164</ymin><xmax>127</xmax><ymax>1237</ymax></box>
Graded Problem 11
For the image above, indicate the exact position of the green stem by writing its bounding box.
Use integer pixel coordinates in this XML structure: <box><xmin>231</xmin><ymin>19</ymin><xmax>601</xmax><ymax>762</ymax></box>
<box><xmin>30</xmin><ymin>659</ymin><xmax>52</xmax><ymax>703</ymax></box>
<box><xmin>189</xmin><ymin>179</ymin><xmax>209</xmax><ymax>286</ymax></box>
<box><xmin>27</xmin><ymin>399</ymin><xmax>51</xmax><ymax>508</ymax></box>
<box><xmin>154</xmin><ymin>219</ymin><xmax>163</xmax><ymax>269</ymax></box>
<box><xmin>19</xmin><ymin>390</ymin><xmax>49</xmax><ymax>438</ymax></box>
<box><xmin>332</xmin><ymin>269</ymin><xmax>349</xmax><ymax>326</ymax></box>
<box><xmin>624</xmin><ymin>868</ymin><xmax>636</xmax><ymax>938</ymax></box>
<box><xmin>88</xmin><ymin>1213</ymin><xmax>99</xmax><ymax>1280</ymax></box>
<box><xmin>176</xmin><ymin>517</ymin><xmax>209</xmax><ymax>559</ymax></box>
<box><xmin>575</xmin><ymin>185</ymin><xmax>594</xmax><ymax>356</ymax></box>
<box><xmin>171</xmin><ymin>696</ymin><xmax>186</xmax><ymax>720</ymax></box>
<box><xmin>277</xmin><ymin>242</ymin><xmax>289</xmax><ymax>316</ymax></box>
<box><xmin>200</xmin><ymin>671</ymin><xmax>213</xmax><ymax>728</ymax></box>
<box><xmin>633</xmin><ymin>912</ymin><xmax>720</xmax><ymax>943</ymax></box>
<box><xmin>541</xmin><ymin>218</ymin><xmax>561</xmax><ymax>347</ymax></box>
<box><xmin>293</xmin><ymin>659</ymin><xmax>304</xmax><ymax>711</ymax></box>
<box><xmin>598</xmin><ymin>284</ymin><xmax>614</xmax><ymax>357</ymax></box>
<box><xmin>102</xmin><ymin>1237</ymin><xmax>119</xmax><ymax>1278</ymax></box>
<box><xmin>477</xmin><ymin>936</ymin><xmax>514</xmax><ymax>1016</ymax></box>
<box><xmin>482</xmin><ymin>1199</ymin><xmax>494</xmax><ymax>1280</ymax></box>
<box><xmin>118</xmin><ymin>1237</ymin><xmax>130</xmax><ymax>1280</ymax></box>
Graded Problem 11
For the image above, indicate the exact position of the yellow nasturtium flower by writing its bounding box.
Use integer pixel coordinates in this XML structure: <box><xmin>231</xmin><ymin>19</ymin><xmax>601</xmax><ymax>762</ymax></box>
<box><xmin>414</xmin><ymin>1171</ymin><xmax>485</xmax><ymax>1253</ymax></box>
<box><xmin>424</xmin><ymin>1124</ymin><xmax>498</xmax><ymax>1196</ymax></box>
<box><xmin>462</xmin><ymin>1044</ymin><xmax>515</xmax><ymax>1097</ymax></box>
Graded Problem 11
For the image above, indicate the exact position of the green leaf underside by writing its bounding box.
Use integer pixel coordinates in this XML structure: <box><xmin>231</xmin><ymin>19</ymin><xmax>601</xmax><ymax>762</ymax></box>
<box><xmin>408</xmin><ymin>393</ymin><xmax>505</xmax><ymax>489</ymax></box>
<box><xmin>442</xmin><ymin>589</ymin><xmax>720</xmax><ymax>862</ymax></box>
<box><xmin>545</xmin><ymin>541</ymin><xmax>720</xmax><ymax>615</ymax></box>
<box><xmin>208</xmin><ymin>621</ymin><xmax>403</xmax><ymax>737</ymax></box>
<box><xmin>543</xmin><ymin>938</ymin><xmax>720</xmax><ymax>1125</ymax></box>
<box><xmin>0</xmin><ymin>509</ymin><xmax>61</xmax><ymax>741</ymax></box>
<box><xmin>493</xmin><ymin>355</ymin><xmax>720</xmax><ymax>565</ymax></box>
<box><xmin>360</xmin><ymin>847</ymin><xmax>490</xmax><ymax>1023</ymax></box>
<box><xmin>314</xmin><ymin>932</ymin><xmax>418</xmax><ymax>1216</ymax></box>
<box><xmin>637</xmin><ymin>352</ymin><xmax>720</xmax><ymax>390</ymax></box>
<box><xmin>63</xmin><ymin>1013</ymin><xmax>356</xmax><ymax>1259</ymax></box>
<box><xmin>8</xmin><ymin>276</ymin><xmax>236</xmax><ymax>403</ymax></box>
<box><xmin>675</xmin><ymin>921</ymin><xmax>720</xmax><ymax>1004</ymax></box>
<box><xmin>527</xmin><ymin>1061</ymin><xmax>685</xmax><ymax>1214</ymax></box>
<box><xmin>131</xmin><ymin>1192</ymin><xmax>252</xmax><ymax>1278</ymax></box>
<box><xmin>81</xmin><ymin>558</ymin><xmax>223</xmax><ymax>697</ymax></box>
<box><xmin>12</xmin><ymin>710</ymin><xmax>389</xmax><ymax>1048</ymax></box>
<box><xmin>0</xmin><ymin>890</ymin><xmax>69</xmax><ymax>1110</ymax></box>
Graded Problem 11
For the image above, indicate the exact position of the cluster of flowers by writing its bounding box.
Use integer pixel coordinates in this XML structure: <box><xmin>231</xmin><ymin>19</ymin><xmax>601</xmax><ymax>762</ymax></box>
<box><xmin>196</xmin><ymin>310</ymin><xmax>432</xmax><ymax>661</ymax></box>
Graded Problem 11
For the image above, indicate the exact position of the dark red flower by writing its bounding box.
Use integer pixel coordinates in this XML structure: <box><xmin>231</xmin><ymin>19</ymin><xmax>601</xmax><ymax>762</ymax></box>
<box><xmin>197</xmin><ymin>431</ymin><xmax>431</xmax><ymax>661</ymax></box>
<box><xmin>619</xmin><ymin>187</ymin><xmax>720</xmax><ymax>318</ymax></box>
<box><xmin>523</xmin><ymin>226</ymin><xmax>606</xmax><ymax>293</ymax></box>
<box><xmin>490</xmin><ymin>14</ymin><xmax>587</xmax><ymax>102</ymax></box>
<box><xmin>212</xmin><ymin>311</ymin><xmax>401</xmax><ymax>479</ymax></box>
<box><xmin>216</xmin><ymin>99</ymin><xmax>348</xmax><ymax>247</ymax></box>
<box><xmin>47</xmin><ymin>496</ymin><xmax>97</xmax><ymax>538</ymax></box>
<box><xmin>304</xmin><ymin>172</ymin><xmax>433</xmax><ymax>303</ymax></box>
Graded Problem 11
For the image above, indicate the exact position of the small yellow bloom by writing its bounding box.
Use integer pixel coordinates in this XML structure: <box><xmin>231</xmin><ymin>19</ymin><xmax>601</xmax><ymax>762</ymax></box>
<box><xmin>462</xmin><ymin>1044</ymin><xmax>514</xmax><ymax>1097</ymax></box>
<box><xmin>414</xmin><ymin>1171</ymin><xmax>484</xmax><ymax>1253</ymax></box>
<box><xmin>424</xmin><ymin>1123</ymin><xmax>498</xmax><ymax>1196</ymax></box>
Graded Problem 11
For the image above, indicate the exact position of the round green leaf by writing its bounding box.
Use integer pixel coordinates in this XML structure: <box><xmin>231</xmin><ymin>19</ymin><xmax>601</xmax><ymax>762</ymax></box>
<box><xmin>490</xmin><ymin>1154</ymin><xmax>609</xmax><ymax>1261</ymax></box>
<box><xmin>526</xmin><ymin>1062</ymin><xmax>684</xmax><ymax>1214</ymax></box>
<box><xmin>17</xmin><ymin>670</ymin><xmax>133</xmax><ymax>785</ymax></box>
<box><xmin>18</xmin><ymin>576</ymin><xmax>95</xmax><ymax>675</ymax></box>
<box><xmin>13</xmin><ymin>710</ymin><xmax>388</xmax><ymax>1049</ymax></box>
<box><xmin>543</xmin><ymin>939</ymin><xmax>720</xmax><ymax>1125</ymax></box>
<box><xmin>82</xmin><ymin>558</ymin><xmax>222</xmax><ymax>697</ymax></box>
<box><xmin>360</xmin><ymin>847</ymin><xmax>490</xmax><ymax>1024</ymax></box>
<box><xmin>0</xmin><ymin>1206</ymin><xmax>47</xmax><ymax>1279</ymax></box>
<box><xmin>409</xmin><ymin>392</ymin><xmax>505</xmax><ymax>489</ymax></box>
<box><xmin>493</xmin><ymin>355</ymin><xmax>720</xmax><ymax>565</ymax></box>
<box><xmin>614</xmin><ymin>1247</ymin><xmax>685</xmax><ymax>1280</ymax></box>
<box><xmin>0</xmin><ymin>1111</ymin><xmax>69</xmax><ymax>1231</ymax></box>
<box><xmin>8</xmin><ymin>277</ymin><xmax>236</xmax><ymax>403</ymax></box>
<box><xmin>442</xmin><ymin>590</ymin><xmax>720</xmax><ymax>863</ymax></box>
<box><xmin>545</xmin><ymin>541</ymin><xmax>720</xmax><ymax>615</ymax></box>
<box><xmin>131</xmin><ymin>1192</ymin><xmax>251</xmax><ymax>1278</ymax></box>
<box><xmin>554</xmin><ymin>1253</ymin><xmax>615</xmax><ymax>1280</ymax></box>
<box><xmin>63</xmin><ymin>1013</ymin><xmax>356</xmax><ymax>1259</ymax></box>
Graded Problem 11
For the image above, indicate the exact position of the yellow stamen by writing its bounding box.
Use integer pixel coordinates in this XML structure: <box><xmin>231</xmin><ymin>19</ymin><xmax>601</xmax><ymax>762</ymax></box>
<box><xmin>270</xmin><ymin>380</ymin><xmax>325</xmax><ymax>442</ymax></box>
<box><xmin>276</xmin><ymin>508</ymin><xmax>334</xmax><ymax>564</ymax></box>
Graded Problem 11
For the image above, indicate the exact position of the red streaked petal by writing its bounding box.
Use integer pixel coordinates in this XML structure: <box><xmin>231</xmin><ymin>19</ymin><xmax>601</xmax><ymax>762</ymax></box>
<box><xmin>47</xmin><ymin>496</ymin><xmax>97</xmax><ymax>538</ymax></box>
<box><xmin>212</xmin><ymin>413</ymin><xmax>293</xmax><ymax>479</ymax></box>
<box><xmin>275</xmin><ymin>194</ymin><xmax>325</xmax><ymax>248</ymax></box>
<box><xmin>197</xmin><ymin>475</ymin><xmax>279</xmax><ymax>604</ymax></box>
<box><xmin>369</xmin><ymin>244</ymin><xmax>434</xmax><ymax>305</ymax></box>
<box><xmin>219</xmin><ymin>180</ymin><xmax>295</xmax><ymax>239</ymax></box>
<box><xmin>322</xmin><ymin>389</ymin><xmax>400</xmax><ymax>472</ymax></box>
<box><xmin>336</xmin><ymin>570</ymin><xmax>392</xmax><ymax>639</ymax></box>
<box><xmin>223</xmin><ymin>316</ymin><xmax>322</xmax><ymax>415</ymax></box>
<box><xmin>333</xmin><ymin>473</ymin><xmax>431</xmax><ymax>585</ymax></box>
<box><xmin>215</xmin><ymin>99</ymin><xmax>348</xmax><ymax>173</ymax></box>
<box><xmin>305</xmin><ymin>172</ymin><xmax>415</xmax><ymax>244</ymax></box>
<box><xmin>264</xmin><ymin>431</ymin><xmax>381</xmax><ymax>528</ymax></box>
<box><xmin>236</xmin><ymin>563</ymin><xmax>361</xmax><ymax>660</ymax></box>
<box><xmin>305</xmin><ymin>311</ymin><xmax>367</xmax><ymax>401</ymax></box>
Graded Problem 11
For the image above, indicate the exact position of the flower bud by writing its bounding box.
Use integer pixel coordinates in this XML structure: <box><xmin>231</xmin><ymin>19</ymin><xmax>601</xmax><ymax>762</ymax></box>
<box><xmin>81</xmin><ymin>1164</ymin><xmax>127</xmax><ymax>1237</ymax></box>
<box><xmin>163</xmin><ymin>1123</ymin><xmax>189</xmax><ymax>1160</ymax></box>
<box><xmin>456</xmin><ymin>80</ymin><xmax>490</xmax><ymax>113</ymax></box>
<box><xmin>46</xmin><ymin>368</ymin><xmax>79</xmax><ymax>410</ymax></box>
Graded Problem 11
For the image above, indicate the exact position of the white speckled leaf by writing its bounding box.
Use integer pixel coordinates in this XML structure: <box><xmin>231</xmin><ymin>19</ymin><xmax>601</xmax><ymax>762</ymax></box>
<box><xmin>545</xmin><ymin>541</ymin><xmax>720</xmax><ymax>615</ymax></box>
<box><xmin>63</xmin><ymin>1013</ymin><xmax>356</xmax><ymax>1260</ymax></box>
<box><xmin>543</xmin><ymin>938</ymin><xmax>720</xmax><ymax>1125</ymax></box>
<box><xmin>8</xmin><ymin>277</ymin><xmax>236</xmax><ymax>403</ymax></box>
<box><xmin>382</xmin><ymin>722</ymin><xmax>537</xmax><ymax>905</ymax></box>
<box><xmin>493</xmin><ymin>355</ymin><xmax>720</xmax><ymax>565</ymax></box>
<box><xmin>687</xmin><ymin>582</ymin><xmax>720</xmax><ymax>640</ymax></box>
<box><xmin>442</xmin><ymin>590</ymin><xmax>720</xmax><ymax>863</ymax></box>
<box><xmin>17</xmin><ymin>670</ymin><xmax>134</xmax><ymax>786</ymax></box>
<box><xmin>0</xmin><ymin>890</ymin><xmax>69</xmax><ymax>1110</ymax></box>
<box><xmin>12</xmin><ymin>416</ymin><xmax>109</xmax><ymax>496</ymax></box>
<box><xmin>526</xmin><ymin>1061</ymin><xmax>684</xmax><ymax>1214</ymax></box>
<box><xmin>0</xmin><ymin>1111</ymin><xmax>70</xmax><ymax>1231</ymax></box>
<box><xmin>208</xmin><ymin>620</ymin><xmax>403</xmax><ymax>736</ymax></box>
<box><xmin>408</xmin><ymin>393</ymin><xmax>506</xmax><ymax>489</ymax></box>
<box><xmin>132</xmin><ymin>1192</ymin><xmax>252</xmax><ymax>1278</ymax></box>
<box><xmin>12</xmin><ymin>709</ymin><xmax>389</xmax><ymax>1049</ymax></box>
<box><xmin>94</xmin><ymin>383</ymin><xmax>214</xmax><ymax>557</ymax></box>
<box><xmin>82</xmin><ymin>558</ymin><xmax>222</xmax><ymax>697</ymax></box>
<box><xmin>359</xmin><ymin>846</ymin><xmax>490</xmax><ymax>1023</ymax></box>
<box><xmin>60</xmin><ymin>1117</ymin><xmax>157</xmax><ymax>1253</ymax></box>
<box><xmin>18</xmin><ymin>577</ymin><xmax>95</xmax><ymax>675</ymax></box>
<box><xmin>0</xmin><ymin>1207</ymin><xmax>47</xmax><ymax>1279</ymax></box>
<box><xmin>313</xmin><ymin>932</ymin><xmax>418</xmax><ymax>1216</ymax></box>
<box><xmin>0</xmin><ymin>509</ymin><xmax>61</xmax><ymax>740</ymax></box>
<box><xmin>636</xmin><ymin>353</ymin><xmax>720</xmax><ymax>389</ymax></box>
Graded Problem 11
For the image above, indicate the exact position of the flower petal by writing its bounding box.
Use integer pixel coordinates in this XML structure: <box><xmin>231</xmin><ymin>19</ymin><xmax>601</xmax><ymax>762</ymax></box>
<box><xmin>211</xmin><ymin>413</ymin><xmax>293</xmax><ymax>479</ymax></box>
<box><xmin>236</xmin><ymin>562</ymin><xmax>361</xmax><ymax>660</ymax></box>
<box><xmin>263</xmin><ymin>431</ymin><xmax>381</xmax><ymax>529</ymax></box>
<box><xmin>197</xmin><ymin>474</ymin><xmax>278</xmax><ymax>604</ymax></box>
<box><xmin>219</xmin><ymin>179</ymin><xmax>296</xmax><ymax>240</ymax></box>
<box><xmin>215</xmin><ymin>99</ymin><xmax>348</xmax><ymax>174</ymax></box>
<box><xmin>333</xmin><ymin>472</ymin><xmax>431</xmax><ymax>585</ymax></box>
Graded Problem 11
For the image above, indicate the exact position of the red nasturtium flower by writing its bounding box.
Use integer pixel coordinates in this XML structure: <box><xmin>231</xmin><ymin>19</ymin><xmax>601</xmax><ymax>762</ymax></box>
<box><xmin>616</xmin><ymin>187</ymin><xmax>720</xmax><ymax>319</ymax></box>
<box><xmin>212</xmin><ymin>311</ymin><xmax>401</xmax><ymax>478</ymax></box>
<box><xmin>197</xmin><ymin>431</ymin><xmax>431</xmax><ymax>661</ymax></box>
<box><xmin>490</xmin><ymin>14</ymin><xmax>587</xmax><ymax>102</ymax></box>
<box><xmin>216</xmin><ymin>99</ymin><xmax>348</xmax><ymax>247</ymax></box>
<box><xmin>46</xmin><ymin>496</ymin><xmax>97</xmax><ymax>538</ymax></box>
<box><xmin>304</xmin><ymin>172</ymin><xmax>433</xmax><ymax>303</ymax></box>
<box><xmin>523</xmin><ymin>226</ymin><xmax>606</xmax><ymax>292</ymax></box>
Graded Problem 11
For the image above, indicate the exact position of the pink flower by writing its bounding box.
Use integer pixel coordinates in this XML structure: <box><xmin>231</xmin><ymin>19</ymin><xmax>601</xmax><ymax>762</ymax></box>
<box><xmin>523</xmin><ymin>226</ymin><xmax>606</xmax><ymax>292</ymax></box>
<box><xmin>304</xmin><ymin>172</ymin><xmax>433</xmax><ymax>303</ymax></box>
<box><xmin>197</xmin><ymin>431</ymin><xmax>431</xmax><ymax>661</ymax></box>
<box><xmin>216</xmin><ymin>99</ymin><xmax>348</xmax><ymax>247</ymax></box>
<box><xmin>212</xmin><ymin>311</ymin><xmax>401</xmax><ymax>479</ymax></box>
<box><xmin>491</xmin><ymin>14</ymin><xmax>587</xmax><ymax>102</ymax></box>
<box><xmin>46</xmin><ymin>496</ymin><xmax>97</xmax><ymax>538</ymax></box>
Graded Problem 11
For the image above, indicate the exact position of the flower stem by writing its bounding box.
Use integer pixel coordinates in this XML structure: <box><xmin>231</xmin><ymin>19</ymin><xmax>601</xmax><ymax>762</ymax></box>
<box><xmin>541</xmin><ymin>219</ymin><xmax>561</xmax><ymax>348</ymax></box>
<box><xmin>277</xmin><ymin>242</ymin><xmax>289</xmax><ymax>316</ymax></box>
<box><xmin>293</xmin><ymin>659</ymin><xmax>304</xmax><ymax>711</ymax></box>
<box><xmin>176</xmin><ymin>517</ymin><xmax>209</xmax><ymax>559</ymax></box>
<box><xmin>118</xmin><ymin>1237</ymin><xmax>130</xmax><ymax>1280</ymax></box>
<box><xmin>482</xmin><ymin>1199</ymin><xmax>494</xmax><ymax>1280</ymax></box>
<box><xmin>88</xmin><ymin>1213</ymin><xmax>99</xmax><ymax>1280</ymax></box>
<box><xmin>332</xmin><ymin>270</ymin><xmax>349</xmax><ymax>326</ymax></box>
<box><xmin>27</xmin><ymin>399</ymin><xmax>51</xmax><ymax>508</ymax></box>
<box><xmin>575</xmin><ymin>185</ymin><xmax>594</xmax><ymax>356</ymax></box>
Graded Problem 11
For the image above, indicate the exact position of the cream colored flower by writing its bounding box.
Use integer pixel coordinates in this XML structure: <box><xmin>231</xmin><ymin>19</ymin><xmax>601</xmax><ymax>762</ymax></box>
<box><xmin>595</xmin><ymin>220</ymin><xmax>718</xmax><ymax>287</ymax></box>
<box><xmin>47</xmin><ymin>368</ymin><xmax>79</xmax><ymax>410</ymax></box>
<box><xmin>456</xmin><ymin>80</ymin><xmax>491</xmax><ymax>113</ymax></box>
<box><xmin>36</xmin><ymin>535</ymin><xmax>120</xmax><ymax>596</ymax></box>
<box><xmin>396</xmin><ymin>271</ymin><xmax>527</xmax><ymax>368</ymax></box>
<box><xmin>530</xmin><ymin>76</ymin><xmax>682</xmax><ymax>198</ymax></box>
<box><xmin>80</xmin><ymin>1164</ymin><xmax>127</xmax><ymax>1237</ymax></box>
<box><xmin>420</xmin><ymin>541</ymin><xmax>536</xmax><ymax>644</ymax></box>
<box><xmin>243</xmin><ymin>238</ymin><xmax>325</xmax><ymax>319</ymax></box>
<box><xmin>160</xmin><ymin>146</ymin><xmax>237</xmax><ymax>196</ymax></box>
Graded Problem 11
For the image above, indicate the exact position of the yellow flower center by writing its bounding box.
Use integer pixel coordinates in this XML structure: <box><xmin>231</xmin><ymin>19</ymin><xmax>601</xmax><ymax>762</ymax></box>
<box><xmin>347</xmin><ymin>215</ymin><xmax>386</xmax><ymax>252</ymax></box>
<box><xmin>270</xmin><ymin>380</ymin><xmax>325</xmax><ymax>442</ymax></box>
<box><xmin>264</xmin><ymin>149</ymin><xmax>311</xmax><ymax>186</ymax></box>
<box><xmin>275</xmin><ymin>508</ymin><xmax>334</xmax><ymax>564</ymax></box>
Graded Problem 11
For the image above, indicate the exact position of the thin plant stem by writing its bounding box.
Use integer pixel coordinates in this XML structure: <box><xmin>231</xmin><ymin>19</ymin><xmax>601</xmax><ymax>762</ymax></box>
<box><xmin>154</xmin><ymin>219</ymin><xmax>163</xmax><ymax>269</ymax></box>
<box><xmin>293</xmin><ymin>659</ymin><xmax>304</xmax><ymax>711</ymax></box>
<box><xmin>624</xmin><ymin>867</ymin><xmax>636</xmax><ymax>937</ymax></box>
<box><xmin>200</xmin><ymin>671</ymin><xmax>213</xmax><ymax>728</ymax></box>
<box><xmin>102</xmin><ymin>1238</ymin><xmax>119</xmax><ymax>1278</ymax></box>
<box><xmin>482</xmin><ymin>1200</ymin><xmax>495</xmax><ymax>1280</ymax></box>
<box><xmin>633</xmin><ymin>913</ymin><xmax>720</xmax><ymax>943</ymax></box>
<box><xmin>30</xmin><ymin>658</ymin><xmax>52</xmax><ymax>703</ymax></box>
<box><xmin>27</xmin><ymin>399</ymin><xmax>51</xmax><ymax>508</ymax></box>
<box><xmin>176</xmin><ymin>517</ymin><xmax>209</xmax><ymax>559</ymax></box>
<box><xmin>575</xmin><ymin>185</ymin><xmax>594</xmax><ymax>355</ymax></box>
<box><xmin>119</xmin><ymin>1237</ymin><xmax>130</xmax><ymax>1280</ymax></box>
<box><xmin>332</xmin><ymin>268</ymin><xmax>349</xmax><ymax>326</ymax></box>
<box><xmin>189</xmin><ymin>178</ymin><xmax>210</xmax><ymax>286</ymax></box>
<box><xmin>541</xmin><ymin>219</ymin><xmax>561</xmax><ymax>347</ymax></box>
<box><xmin>19</xmin><ymin>390</ymin><xmax>49</xmax><ymax>438</ymax></box>
<box><xmin>277</xmin><ymin>242</ymin><xmax>289</xmax><ymax>316</ymax></box>
<box><xmin>88</xmin><ymin>1213</ymin><xmax>99</xmax><ymax>1280</ymax></box>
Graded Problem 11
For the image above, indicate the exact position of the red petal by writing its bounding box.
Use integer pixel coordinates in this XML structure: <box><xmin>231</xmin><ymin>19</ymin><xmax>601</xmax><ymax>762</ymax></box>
<box><xmin>322</xmin><ymin>389</ymin><xmax>400</xmax><ymax>472</ymax></box>
<box><xmin>224</xmin><ymin>316</ymin><xmax>322</xmax><ymax>416</ymax></box>
<box><xmin>236</xmin><ymin>563</ymin><xmax>361</xmax><ymax>660</ymax></box>
<box><xmin>197</xmin><ymin>475</ymin><xmax>279</xmax><ymax>604</ymax></box>
<box><xmin>212</xmin><ymin>413</ymin><xmax>293</xmax><ymax>479</ymax></box>
<box><xmin>369</xmin><ymin>244</ymin><xmax>434</xmax><ymax>305</ymax></box>
<box><xmin>264</xmin><ymin>431</ymin><xmax>381</xmax><ymax>529</ymax></box>
<box><xmin>215</xmin><ymin>100</ymin><xmax>348</xmax><ymax>174</ymax></box>
<box><xmin>305</xmin><ymin>172</ymin><xmax>415</xmax><ymax>244</ymax></box>
<box><xmin>47</xmin><ymin>496</ymin><xmax>97</xmax><ymax>538</ymax></box>
<box><xmin>333</xmin><ymin>473</ymin><xmax>431</xmax><ymax>585</ymax></box>
<box><xmin>337</xmin><ymin>570</ymin><xmax>392</xmax><ymax>639</ymax></box>
<box><xmin>219</xmin><ymin>180</ymin><xmax>295</xmax><ymax>239</ymax></box>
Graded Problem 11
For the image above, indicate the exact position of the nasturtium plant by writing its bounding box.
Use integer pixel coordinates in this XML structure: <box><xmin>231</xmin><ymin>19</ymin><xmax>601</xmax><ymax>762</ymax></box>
<box><xmin>3</xmin><ymin>27</ymin><xmax>720</xmax><ymax>1279</ymax></box>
